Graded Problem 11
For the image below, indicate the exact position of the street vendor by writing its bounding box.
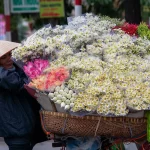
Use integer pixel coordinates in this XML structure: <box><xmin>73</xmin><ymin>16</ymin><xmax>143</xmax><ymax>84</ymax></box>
<box><xmin>0</xmin><ymin>40</ymin><xmax>46</xmax><ymax>150</ymax></box>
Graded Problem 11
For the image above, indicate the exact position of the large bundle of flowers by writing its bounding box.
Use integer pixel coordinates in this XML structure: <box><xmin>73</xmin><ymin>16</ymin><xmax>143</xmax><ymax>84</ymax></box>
<box><xmin>12</xmin><ymin>14</ymin><xmax>150</xmax><ymax>116</ymax></box>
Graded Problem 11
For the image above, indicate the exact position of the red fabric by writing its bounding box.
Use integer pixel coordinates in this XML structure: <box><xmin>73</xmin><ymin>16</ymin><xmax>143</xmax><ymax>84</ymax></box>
<box><xmin>5</xmin><ymin>15</ymin><xmax>10</xmax><ymax>32</ymax></box>
<box><xmin>75</xmin><ymin>0</ymin><xmax>82</xmax><ymax>5</ymax></box>
<box><xmin>24</xmin><ymin>85</ymin><xmax>37</xmax><ymax>99</ymax></box>
<box><xmin>139</xmin><ymin>141</ymin><xmax>150</xmax><ymax>150</ymax></box>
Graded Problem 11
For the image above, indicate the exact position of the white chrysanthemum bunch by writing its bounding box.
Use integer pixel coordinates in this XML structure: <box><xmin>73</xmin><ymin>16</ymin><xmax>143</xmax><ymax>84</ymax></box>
<box><xmin>12</xmin><ymin>37</ymin><xmax>45</xmax><ymax>62</ymax></box>
<box><xmin>48</xmin><ymin>84</ymin><xmax>76</xmax><ymax>110</ymax></box>
<box><xmin>12</xmin><ymin>13</ymin><xmax>150</xmax><ymax>116</ymax></box>
<box><xmin>12</xmin><ymin>14</ymin><xmax>118</xmax><ymax>62</ymax></box>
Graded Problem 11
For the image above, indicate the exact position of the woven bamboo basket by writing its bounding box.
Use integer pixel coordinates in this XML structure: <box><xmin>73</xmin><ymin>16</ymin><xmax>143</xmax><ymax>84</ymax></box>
<box><xmin>40</xmin><ymin>110</ymin><xmax>147</xmax><ymax>138</ymax></box>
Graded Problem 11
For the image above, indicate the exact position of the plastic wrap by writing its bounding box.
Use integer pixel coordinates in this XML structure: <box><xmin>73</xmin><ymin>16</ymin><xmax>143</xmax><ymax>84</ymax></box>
<box><xmin>11</xmin><ymin>13</ymin><xmax>150</xmax><ymax>117</ymax></box>
<box><xmin>66</xmin><ymin>136</ymin><xmax>101</xmax><ymax>150</ymax></box>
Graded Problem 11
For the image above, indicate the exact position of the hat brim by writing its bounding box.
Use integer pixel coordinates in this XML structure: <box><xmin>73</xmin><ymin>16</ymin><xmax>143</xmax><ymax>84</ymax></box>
<box><xmin>0</xmin><ymin>40</ymin><xmax>20</xmax><ymax>58</ymax></box>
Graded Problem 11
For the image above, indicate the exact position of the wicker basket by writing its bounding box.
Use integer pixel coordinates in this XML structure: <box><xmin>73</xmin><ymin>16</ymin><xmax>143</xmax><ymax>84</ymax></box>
<box><xmin>40</xmin><ymin>110</ymin><xmax>147</xmax><ymax>138</ymax></box>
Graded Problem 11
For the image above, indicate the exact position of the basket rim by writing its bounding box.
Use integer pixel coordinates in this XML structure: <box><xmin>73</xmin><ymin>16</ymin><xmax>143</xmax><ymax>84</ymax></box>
<box><xmin>40</xmin><ymin>110</ymin><xmax>147</xmax><ymax>123</ymax></box>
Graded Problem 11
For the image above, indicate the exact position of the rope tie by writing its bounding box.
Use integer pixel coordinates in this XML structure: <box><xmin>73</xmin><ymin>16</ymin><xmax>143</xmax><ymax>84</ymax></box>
<box><xmin>94</xmin><ymin>116</ymin><xmax>102</xmax><ymax>137</ymax></box>
<box><xmin>62</xmin><ymin>117</ymin><xmax>68</xmax><ymax>134</ymax></box>
<box><xmin>128</xmin><ymin>123</ymin><xmax>133</xmax><ymax>138</ymax></box>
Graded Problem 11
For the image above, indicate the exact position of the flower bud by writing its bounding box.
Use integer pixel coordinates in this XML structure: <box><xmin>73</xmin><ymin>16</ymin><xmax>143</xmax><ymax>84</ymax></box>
<box><xmin>61</xmin><ymin>102</ymin><xmax>66</xmax><ymax>107</ymax></box>
<box><xmin>70</xmin><ymin>103</ymin><xmax>74</xmax><ymax>107</ymax></box>
<box><xmin>48</xmin><ymin>93</ymin><xmax>54</xmax><ymax>99</ymax></box>
<box><xmin>65</xmin><ymin>105</ymin><xmax>70</xmax><ymax>110</ymax></box>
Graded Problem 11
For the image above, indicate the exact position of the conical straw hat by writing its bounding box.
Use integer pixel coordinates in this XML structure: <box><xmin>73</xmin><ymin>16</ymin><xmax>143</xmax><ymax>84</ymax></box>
<box><xmin>0</xmin><ymin>40</ymin><xmax>20</xmax><ymax>57</ymax></box>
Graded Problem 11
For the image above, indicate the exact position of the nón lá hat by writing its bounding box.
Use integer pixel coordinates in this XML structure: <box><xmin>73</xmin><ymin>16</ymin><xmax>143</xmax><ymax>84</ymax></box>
<box><xmin>0</xmin><ymin>40</ymin><xmax>20</xmax><ymax>58</ymax></box>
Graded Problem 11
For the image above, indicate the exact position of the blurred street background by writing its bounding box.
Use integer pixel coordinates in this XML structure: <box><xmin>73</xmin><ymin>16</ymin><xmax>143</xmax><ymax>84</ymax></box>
<box><xmin>0</xmin><ymin>0</ymin><xmax>150</xmax><ymax>43</ymax></box>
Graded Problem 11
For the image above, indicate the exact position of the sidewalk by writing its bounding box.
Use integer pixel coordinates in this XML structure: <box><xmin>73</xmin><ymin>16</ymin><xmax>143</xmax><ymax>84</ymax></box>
<box><xmin>0</xmin><ymin>137</ymin><xmax>60</xmax><ymax>150</ymax></box>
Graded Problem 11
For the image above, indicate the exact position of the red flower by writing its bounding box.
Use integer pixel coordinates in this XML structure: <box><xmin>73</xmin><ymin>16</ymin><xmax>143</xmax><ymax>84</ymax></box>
<box><xmin>112</xmin><ymin>23</ymin><xmax>138</xmax><ymax>36</ymax></box>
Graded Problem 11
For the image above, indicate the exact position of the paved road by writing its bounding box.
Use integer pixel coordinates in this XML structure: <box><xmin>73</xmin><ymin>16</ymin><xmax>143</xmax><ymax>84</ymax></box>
<box><xmin>0</xmin><ymin>137</ymin><xmax>139</xmax><ymax>150</ymax></box>
<box><xmin>0</xmin><ymin>137</ymin><xmax>60</xmax><ymax>150</ymax></box>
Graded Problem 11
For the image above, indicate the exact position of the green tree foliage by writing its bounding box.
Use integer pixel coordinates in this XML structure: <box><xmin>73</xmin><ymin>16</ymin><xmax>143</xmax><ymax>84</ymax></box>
<box><xmin>85</xmin><ymin>0</ymin><xmax>119</xmax><ymax>18</ymax></box>
<box><xmin>86</xmin><ymin>0</ymin><xmax>112</xmax><ymax>5</ymax></box>
<box><xmin>141</xmin><ymin>0</ymin><xmax>150</xmax><ymax>5</ymax></box>
<box><xmin>0</xmin><ymin>0</ymin><xmax>4</xmax><ymax>14</ymax></box>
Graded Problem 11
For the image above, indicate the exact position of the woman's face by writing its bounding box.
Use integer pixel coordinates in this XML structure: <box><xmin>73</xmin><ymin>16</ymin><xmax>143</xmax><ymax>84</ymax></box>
<box><xmin>0</xmin><ymin>52</ymin><xmax>13</xmax><ymax>69</ymax></box>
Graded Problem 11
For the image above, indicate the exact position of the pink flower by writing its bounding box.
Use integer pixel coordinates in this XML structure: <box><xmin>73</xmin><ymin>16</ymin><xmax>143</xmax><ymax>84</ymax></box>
<box><xmin>45</xmin><ymin>67</ymin><xmax>69</xmax><ymax>90</ymax></box>
<box><xmin>26</xmin><ymin>66</ymin><xmax>69</xmax><ymax>91</ymax></box>
<box><xmin>34</xmin><ymin>59</ymin><xmax>49</xmax><ymax>72</ymax></box>
<box><xmin>55</xmin><ymin>67</ymin><xmax>69</xmax><ymax>81</ymax></box>
<box><xmin>23</xmin><ymin>59</ymin><xmax>50</xmax><ymax>79</ymax></box>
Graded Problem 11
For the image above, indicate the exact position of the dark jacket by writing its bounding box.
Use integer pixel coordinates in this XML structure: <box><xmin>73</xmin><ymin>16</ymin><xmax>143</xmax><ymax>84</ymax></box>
<box><xmin>0</xmin><ymin>65</ymin><xmax>38</xmax><ymax>137</ymax></box>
